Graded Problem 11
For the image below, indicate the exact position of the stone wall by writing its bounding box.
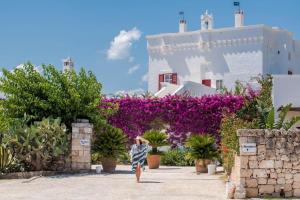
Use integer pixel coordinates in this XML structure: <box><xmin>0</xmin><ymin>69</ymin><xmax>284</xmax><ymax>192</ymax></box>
<box><xmin>230</xmin><ymin>129</ymin><xmax>300</xmax><ymax>198</ymax></box>
<box><xmin>71</xmin><ymin>120</ymin><xmax>93</xmax><ymax>171</ymax></box>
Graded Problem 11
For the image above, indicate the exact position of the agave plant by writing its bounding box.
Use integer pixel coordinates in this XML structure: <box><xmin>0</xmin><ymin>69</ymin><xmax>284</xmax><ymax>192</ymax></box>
<box><xmin>259</xmin><ymin>104</ymin><xmax>300</xmax><ymax>130</ymax></box>
<box><xmin>143</xmin><ymin>130</ymin><xmax>168</xmax><ymax>154</ymax></box>
<box><xmin>0</xmin><ymin>145</ymin><xmax>13</xmax><ymax>173</ymax></box>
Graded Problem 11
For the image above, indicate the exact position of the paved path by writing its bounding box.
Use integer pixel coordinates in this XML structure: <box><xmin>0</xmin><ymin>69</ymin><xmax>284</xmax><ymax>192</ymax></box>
<box><xmin>0</xmin><ymin>165</ymin><xmax>226</xmax><ymax>200</ymax></box>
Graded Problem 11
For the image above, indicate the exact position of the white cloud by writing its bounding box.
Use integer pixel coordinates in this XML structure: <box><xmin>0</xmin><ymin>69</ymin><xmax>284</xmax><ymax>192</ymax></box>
<box><xmin>141</xmin><ymin>72</ymin><xmax>148</xmax><ymax>82</ymax></box>
<box><xmin>107</xmin><ymin>27</ymin><xmax>142</xmax><ymax>60</ymax></box>
<box><xmin>128</xmin><ymin>64</ymin><xmax>140</xmax><ymax>74</ymax></box>
<box><xmin>115</xmin><ymin>88</ymin><xmax>144</xmax><ymax>96</ymax></box>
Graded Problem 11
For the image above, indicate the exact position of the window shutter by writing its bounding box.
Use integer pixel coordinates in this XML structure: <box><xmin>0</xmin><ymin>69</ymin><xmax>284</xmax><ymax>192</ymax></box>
<box><xmin>202</xmin><ymin>79</ymin><xmax>211</xmax><ymax>87</ymax></box>
<box><xmin>158</xmin><ymin>74</ymin><xmax>164</xmax><ymax>90</ymax></box>
<box><xmin>171</xmin><ymin>73</ymin><xmax>177</xmax><ymax>84</ymax></box>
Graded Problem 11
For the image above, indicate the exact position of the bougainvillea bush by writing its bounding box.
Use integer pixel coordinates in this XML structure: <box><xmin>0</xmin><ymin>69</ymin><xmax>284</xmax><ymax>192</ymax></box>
<box><xmin>101</xmin><ymin>95</ymin><xmax>245</xmax><ymax>145</ymax></box>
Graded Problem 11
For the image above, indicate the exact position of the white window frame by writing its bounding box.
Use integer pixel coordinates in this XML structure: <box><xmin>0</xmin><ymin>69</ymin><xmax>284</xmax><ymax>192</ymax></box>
<box><xmin>216</xmin><ymin>80</ymin><xmax>223</xmax><ymax>90</ymax></box>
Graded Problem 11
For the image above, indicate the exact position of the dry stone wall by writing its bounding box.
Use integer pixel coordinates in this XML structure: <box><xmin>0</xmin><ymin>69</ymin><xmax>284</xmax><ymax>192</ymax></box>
<box><xmin>230</xmin><ymin>129</ymin><xmax>300</xmax><ymax>198</ymax></box>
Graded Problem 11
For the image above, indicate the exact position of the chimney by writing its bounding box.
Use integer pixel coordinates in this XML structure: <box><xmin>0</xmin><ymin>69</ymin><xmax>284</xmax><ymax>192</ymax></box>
<box><xmin>235</xmin><ymin>10</ymin><xmax>244</xmax><ymax>28</ymax></box>
<box><xmin>179</xmin><ymin>19</ymin><xmax>187</xmax><ymax>33</ymax></box>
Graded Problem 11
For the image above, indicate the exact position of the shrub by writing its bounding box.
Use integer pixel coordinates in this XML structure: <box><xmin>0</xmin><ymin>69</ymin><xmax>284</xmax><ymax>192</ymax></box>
<box><xmin>2</xmin><ymin>117</ymin><xmax>68</xmax><ymax>171</ymax></box>
<box><xmin>185</xmin><ymin>135</ymin><xmax>218</xmax><ymax>160</ymax></box>
<box><xmin>220</xmin><ymin>114</ymin><xmax>255</xmax><ymax>174</ymax></box>
<box><xmin>92</xmin><ymin>124</ymin><xmax>127</xmax><ymax>160</ymax></box>
<box><xmin>102</xmin><ymin>95</ymin><xmax>244</xmax><ymax>145</ymax></box>
<box><xmin>143</xmin><ymin>130</ymin><xmax>168</xmax><ymax>155</ymax></box>
<box><xmin>161</xmin><ymin>148</ymin><xmax>194</xmax><ymax>166</ymax></box>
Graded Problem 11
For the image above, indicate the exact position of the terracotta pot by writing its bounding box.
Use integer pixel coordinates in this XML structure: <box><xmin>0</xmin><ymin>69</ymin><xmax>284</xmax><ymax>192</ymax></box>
<box><xmin>195</xmin><ymin>159</ymin><xmax>211</xmax><ymax>173</ymax></box>
<box><xmin>147</xmin><ymin>155</ymin><xmax>161</xmax><ymax>169</ymax></box>
<box><xmin>101</xmin><ymin>157</ymin><xmax>117</xmax><ymax>173</ymax></box>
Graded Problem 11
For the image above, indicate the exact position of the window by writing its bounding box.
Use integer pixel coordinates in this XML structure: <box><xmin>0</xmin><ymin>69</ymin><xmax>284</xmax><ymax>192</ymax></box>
<box><xmin>164</xmin><ymin>74</ymin><xmax>173</xmax><ymax>83</ymax></box>
<box><xmin>277</xmin><ymin>50</ymin><xmax>280</xmax><ymax>55</ymax></box>
<box><xmin>216</xmin><ymin>80</ymin><xmax>223</xmax><ymax>90</ymax></box>
<box><xmin>288</xmin><ymin>52</ymin><xmax>292</xmax><ymax>61</ymax></box>
<box><xmin>158</xmin><ymin>73</ymin><xmax>177</xmax><ymax>90</ymax></box>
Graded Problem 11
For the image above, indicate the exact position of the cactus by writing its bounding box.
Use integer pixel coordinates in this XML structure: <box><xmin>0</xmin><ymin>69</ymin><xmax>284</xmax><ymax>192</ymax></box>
<box><xmin>0</xmin><ymin>145</ymin><xmax>13</xmax><ymax>173</ymax></box>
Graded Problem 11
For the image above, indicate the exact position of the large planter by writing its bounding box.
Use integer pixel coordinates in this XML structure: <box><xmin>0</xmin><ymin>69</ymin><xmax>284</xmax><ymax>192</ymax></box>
<box><xmin>147</xmin><ymin>155</ymin><xmax>161</xmax><ymax>169</ymax></box>
<box><xmin>195</xmin><ymin>159</ymin><xmax>211</xmax><ymax>173</ymax></box>
<box><xmin>101</xmin><ymin>157</ymin><xmax>117</xmax><ymax>173</ymax></box>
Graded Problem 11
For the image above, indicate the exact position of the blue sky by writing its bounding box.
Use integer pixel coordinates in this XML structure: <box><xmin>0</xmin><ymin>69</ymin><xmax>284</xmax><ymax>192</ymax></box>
<box><xmin>0</xmin><ymin>0</ymin><xmax>299</xmax><ymax>94</ymax></box>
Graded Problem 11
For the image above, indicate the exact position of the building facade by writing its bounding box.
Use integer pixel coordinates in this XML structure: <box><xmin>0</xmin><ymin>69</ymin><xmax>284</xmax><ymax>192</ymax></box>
<box><xmin>146</xmin><ymin>10</ymin><xmax>300</xmax><ymax>96</ymax></box>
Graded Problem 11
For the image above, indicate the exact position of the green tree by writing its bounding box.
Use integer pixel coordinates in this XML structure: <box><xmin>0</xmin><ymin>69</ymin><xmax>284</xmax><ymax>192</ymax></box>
<box><xmin>0</xmin><ymin>63</ymin><xmax>109</xmax><ymax>131</ymax></box>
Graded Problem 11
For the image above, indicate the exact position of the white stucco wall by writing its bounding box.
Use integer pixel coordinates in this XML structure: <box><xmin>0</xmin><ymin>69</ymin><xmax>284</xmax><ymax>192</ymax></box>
<box><xmin>147</xmin><ymin>25</ymin><xmax>267</xmax><ymax>93</ymax></box>
<box><xmin>272</xmin><ymin>75</ymin><xmax>300</xmax><ymax>110</ymax></box>
<box><xmin>147</xmin><ymin>21</ymin><xmax>300</xmax><ymax>95</ymax></box>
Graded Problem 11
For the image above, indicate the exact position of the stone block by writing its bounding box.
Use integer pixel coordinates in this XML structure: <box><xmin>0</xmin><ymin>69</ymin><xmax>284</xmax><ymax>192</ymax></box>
<box><xmin>284</xmin><ymin>161</ymin><xmax>292</xmax><ymax>169</ymax></box>
<box><xmin>240</xmin><ymin>156</ymin><xmax>248</xmax><ymax>169</ymax></box>
<box><xmin>253</xmin><ymin>169</ymin><xmax>267</xmax><ymax>178</ymax></box>
<box><xmin>270</xmin><ymin>172</ymin><xmax>277</xmax><ymax>179</ymax></box>
<box><xmin>267</xmin><ymin>179</ymin><xmax>276</xmax><ymax>185</ymax></box>
<box><xmin>293</xmin><ymin>162</ymin><xmax>300</xmax><ymax>170</ymax></box>
<box><xmin>294</xmin><ymin>189</ymin><xmax>300</xmax><ymax>197</ymax></box>
<box><xmin>259</xmin><ymin>185</ymin><xmax>274</xmax><ymax>194</ymax></box>
<box><xmin>286</xmin><ymin>179</ymin><xmax>293</xmax><ymax>184</ymax></box>
<box><xmin>239</xmin><ymin>136</ymin><xmax>247</xmax><ymax>144</ymax></box>
<box><xmin>240</xmin><ymin>169</ymin><xmax>252</xmax><ymax>178</ymax></box>
<box><xmin>248</xmin><ymin>156</ymin><xmax>257</xmax><ymax>161</ymax></box>
<box><xmin>246</xmin><ymin>188</ymin><xmax>258</xmax><ymax>198</ymax></box>
<box><xmin>281</xmin><ymin>155</ymin><xmax>290</xmax><ymax>162</ymax></box>
<box><xmin>285</xmin><ymin>173</ymin><xmax>293</xmax><ymax>180</ymax></box>
<box><xmin>245</xmin><ymin>178</ymin><xmax>258</xmax><ymax>188</ymax></box>
<box><xmin>274</xmin><ymin>160</ymin><xmax>283</xmax><ymax>169</ymax></box>
<box><xmin>249</xmin><ymin>161</ymin><xmax>258</xmax><ymax>169</ymax></box>
<box><xmin>293</xmin><ymin>181</ymin><xmax>300</xmax><ymax>189</ymax></box>
<box><xmin>294</xmin><ymin>174</ymin><xmax>300</xmax><ymax>182</ymax></box>
<box><xmin>259</xmin><ymin>160</ymin><xmax>274</xmax><ymax>169</ymax></box>
<box><xmin>257</xmin><ymin>145</ymin><xmax>266</xmax><ymax>154</ymax></box>
<box><xmin>258</xmin><ymin>178</ymin><xmax>267</xmax><ymax>184</ymax></box>
<box><xmin>277</xmin><ymin>177</ymin><xmax>285</xmax><ymax>184</ymax></box>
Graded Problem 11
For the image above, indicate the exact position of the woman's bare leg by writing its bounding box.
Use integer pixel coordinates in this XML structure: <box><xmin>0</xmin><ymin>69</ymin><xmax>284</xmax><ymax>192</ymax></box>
<box><xmin>135</xmin><ymin>164</ymin><xmax>141</xmax><ymax>182</ymax></box>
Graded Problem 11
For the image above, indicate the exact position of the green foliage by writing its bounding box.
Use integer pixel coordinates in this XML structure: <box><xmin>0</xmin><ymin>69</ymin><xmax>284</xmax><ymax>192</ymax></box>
<box><xmin>220</xmin><ymin>114</ymin><xmax>255</xmax><ymax>174</ymax></box>
<box><xmin>161</xmin><ymin>148</ymin><xmax>194</xmax><ymax>166</ymax></box>
<box><xmin>0</xmin><ymin>63</ymin><xmax>108</xmax><ymax>131</ymax></box>
<box><xmin>261</xmin><ymin>104</ymin><xmax>300</xmax><ymax>130</ymax></box>
<box><xmin>185</xmin><ymin>135</ymin><xmax>218</xmax><ymax>160</ymax></box>
<box><xmin>0</xmin><ymin>145</ymin><xmax>13</xmax><ymax>173</ymax></box>
<box><xmin>92</xmin><ymin>124</ymin><xmax>127</xmax><ymax>160</ymax></box>
<box><xmin>2</xmin><ymin>117</ymin><xmax>68</xmax><ymax>171</ymax></box>
<box><xmin>143</xmin><ymin>130</ymin><xmax>168</xmax><ymax>154</ymax></box>
<box><xmin>236</xmin><ymin>75</ymin><xmax>273</xmax><ymax>123</ymax></box>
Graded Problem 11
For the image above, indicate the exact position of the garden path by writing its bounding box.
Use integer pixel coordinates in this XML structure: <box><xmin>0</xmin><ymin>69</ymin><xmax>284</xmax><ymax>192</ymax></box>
<box><xmin>0</xmin><ymin>165</ymin><xmax>226</xmax><ymax>200</ymax></box>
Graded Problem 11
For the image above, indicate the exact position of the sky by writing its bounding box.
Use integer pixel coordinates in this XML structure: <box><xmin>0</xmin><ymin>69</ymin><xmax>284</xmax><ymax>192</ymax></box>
<box><xmin>0</xmin><ymin>0</ymin><xmax>300</xmax><ymax>95</ymax></box>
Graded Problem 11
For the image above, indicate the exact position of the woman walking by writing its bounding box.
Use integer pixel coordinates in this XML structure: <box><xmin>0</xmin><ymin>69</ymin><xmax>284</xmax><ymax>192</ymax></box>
<box><xmin>130</xmin><ymin>136</ymin><xmax>149</xmax><ymax>182</ymax></box>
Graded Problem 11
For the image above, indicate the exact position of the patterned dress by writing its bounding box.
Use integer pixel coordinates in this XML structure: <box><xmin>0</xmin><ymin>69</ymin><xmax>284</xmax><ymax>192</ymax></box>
<box><xmin>130</xmin><ymin>144</ymin><xmax>149</xmax><ymax>172</ymax></box>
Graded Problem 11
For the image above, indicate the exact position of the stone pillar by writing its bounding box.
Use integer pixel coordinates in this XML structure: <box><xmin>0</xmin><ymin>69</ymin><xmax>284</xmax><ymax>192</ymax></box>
<box><xmin>71</xmin><ymin>119</ymin><xmax>93</xmax><ymax>171</ymax></box>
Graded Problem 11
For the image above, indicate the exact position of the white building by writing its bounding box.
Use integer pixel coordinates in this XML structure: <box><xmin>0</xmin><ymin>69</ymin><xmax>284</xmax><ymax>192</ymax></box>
<box><xmin>146</xmin><ymin>9</ymin><xmax>300</xmax><ymax>97</ymax></box>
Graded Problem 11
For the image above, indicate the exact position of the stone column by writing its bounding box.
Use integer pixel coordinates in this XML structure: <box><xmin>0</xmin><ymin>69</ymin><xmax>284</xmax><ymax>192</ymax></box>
<box><xmin>71</xmin><ymin>119</ymin><xmax>93</xmax><ymax>171</ymax></box>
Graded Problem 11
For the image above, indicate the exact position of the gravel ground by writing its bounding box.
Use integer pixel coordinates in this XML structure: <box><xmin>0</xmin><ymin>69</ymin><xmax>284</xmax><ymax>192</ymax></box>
<box><xmin>0</xmin><ymin>165</ymin><xmax>226</xmax><ymax>200</ymax></box>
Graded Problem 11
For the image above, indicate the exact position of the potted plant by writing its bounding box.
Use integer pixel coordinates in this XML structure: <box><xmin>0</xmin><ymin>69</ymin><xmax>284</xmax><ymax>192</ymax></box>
<box><xmin>143</xmin><ymin>130</ymin><xmax>168</xmax><ymax>169</ymax></box>
<box><xmin>185</xmin><ymin>134</ymin><xmax>218</xmax><ymax>173</ymax></box>
<box><xmin>92</xmin><ymin>124</ymin><xmax>127</xmax><ymax>173</ymax></box>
